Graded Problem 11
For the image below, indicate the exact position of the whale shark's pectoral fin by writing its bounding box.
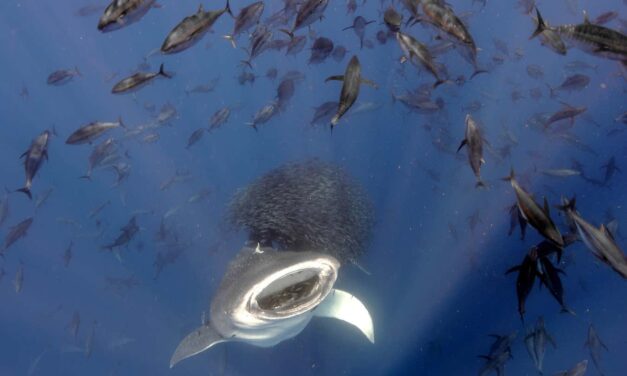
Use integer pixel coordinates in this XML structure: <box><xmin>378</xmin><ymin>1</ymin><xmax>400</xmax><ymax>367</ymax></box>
<box><xmin>170</xmin><ymin>324</ymin><xmax>226</xmax><ymax>368</ymax></box>
<box><xmin>314</xmin><ymin>289</ymin><xmax>375</xmax><ymax>344</ymax></box>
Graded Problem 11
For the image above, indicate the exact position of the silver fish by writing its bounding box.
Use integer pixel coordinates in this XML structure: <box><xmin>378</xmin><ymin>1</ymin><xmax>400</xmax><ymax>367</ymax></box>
<box><xmin>112</xmin><ymin>63</ymin><xmax>171</xmax><ymax>94</ymax></box>
<box><xmin>457</xmin><ymin>115</ymin><xmax>486</xmax><ymax>188</ymax></box>
<box><xmin>396</xmin><ymin>32</ymin><xmax>447</xmax><ymax>88</ymax></box>
<box><xmin>281</xmin><ymin>0</ymin><xmax>329</xmax><ymax>37</ymax></box>
<box><xmin>161</xmin><ymin>2</ymin><xmax>233</xmax><ymax>54</ymax></box>
<box><xmin>98</xmin><ymin>0</ymin><xmax>159</xmax><ymax>32</ymax></box>
<box><xmin>554</xmin><ymin>360</ymin><xmax>588</xmax><ymax>376</ymax></box>
<box><xmin>81</xmin><ymin>138</ymin><xmax>118</xmax><ymax>179</ymax></box>
<box><xmin>246</xmin><ymin>101</ymin><xmax>280</xmax><ymax>131</ymax></box>
<box><xmin>66</xmin><ymin>118</ymin><xmax>124</xmax><ymax>145</ymax></box>
<box><xmin>208</xmin><ymin>107</ymin><xmax>231</xmax><ymax>131</ymax></box>
<box><xmin>532</xmin><ymin>8</ymin><xmax>627</xmax><ymax>62</ymax></box>
<box><xmin>325</xmin><ymin>55</ymin><xmax>378</xmax><ymax>128</ymax></box>
<box><xmin>47</xmin><ymin>67</ymin><xmax>81</xmax><ymax>86</ymax></box>
<box><xmin>17</xmin><ymin>131</ymin><xmax>50</xmax><ymax>199</ymax></box>
<box><xmin>224</xmin><ymin>1</ymin><xmax>264</xmax><ymax>48</ymax></box>
<box><xmin>2</xmin><ymin>218</ymin><xmax>33</xmax><ymax>254</ymax></box>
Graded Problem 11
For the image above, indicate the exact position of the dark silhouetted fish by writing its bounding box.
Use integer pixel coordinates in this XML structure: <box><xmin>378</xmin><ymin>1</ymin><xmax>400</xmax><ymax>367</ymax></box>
<box><xmin>17</xmin><ymin>130</ymin><xmax>50</xmax><ymax>199</ymax></box>
<box><xmin>548</xmin><ymin>74</ymin><xmax>590</xmax><ymax>97</ymax></box>
<box><xmin>81</xmin><ymin>138</ymin><xmax>118</xmax><ymax>180</ymax></box>
<box><xmin>286</xmin><ymin>35</ymin><xmax>307</xmax><ymax>55</ymax></box>
<box><xmin>325</xmin><ymin>55</ymin><xmax>378</xmax><ymax>128</ymax></box>
<box><xmin>102</xmin><ymin>216</ymin><xmax>139</xmax><ymax>251</ymax></box>
<box><xmin>311</xmin><ymin>101</ymin><xmax>338</xmax><ymax>126</ymax></box>
<box><xmin>585</xmin><ymin>325</ymin><xmax>608</xmax><ymax>374</ymax></box>
<box><xmin>184</xmin><ymin>78</ymin><xmax>219</xmax><ymax>95</ymax></box>
<box><xmin>308</xmin><ymin>37</ymin><xmax>334</xmax><ymax>64</ymax></box>
<box><xmin>537</xmin><ymin>255</ymin><xmax>573</xmax><ymax>314</ymax></box>
<box><xmin>526</xmin><ymin>64</ymin><xmax>544</xmax><ymax>79</ymax></box>
<box><xmin>112</xmin><ymin>63</ymin><xmax>171</xmax><ymax>94</ymax></box>
<box><xmin>593</xmin><ymin>11</ymin><xmax>618</xmax><ymax>26</ymax></box>
<box><xmin>457</xmin><ymin>115</ymin><xmax>486</xmax><ymax>188</ymax></box>
<box><xmin>0</xmin><ymin>190</ymin><xmax>9</xmax><ymax>228</ymax></box>
<box><xmin>503</xmin><ymin>170</ymin><xmax>563</xmax><ymax>247</ymax></box>
<box><xmin>506</xmin><ymin>247</ymin><xmax>538</xmax><ymax>321</ymax></box>
<box><xmin>63</xmin><ymin>241</ymin><xmax>73</xmax><ymax>268</ymax></box>
<box><xmin>47</xmin><ymin>67</ymin><xmax>81</xmax><ymax>86</ymax></box>
<box><xmin>186</xmin><ymin>128</ymin><xmax>206</xmax><ymax>149</ymax></box>
<box><xmin>508</xmin><ymin>202</ymin><xmax>528</xmax><ymax>240</ymax></box>
<box><xmin>209</xmin><ymin>107</ymin><xmax>231</xmax><ymax>131</ymax></box>
<box><xmin>224</xmin><ymin>1</ymin><xmax>264</xmax><ymax>48</ymax></box>
<box><xmin>66</xmin><ymin>118</ymin><xmax>124</xmax><ymax>145</ymax></box>
<box><xmin>477</xmin><ymin>348</ymin><xmax>512</xmax><ymax>376</ymax></box>
<box><xmin>241</xmin><ymin>24</ymin><xmax>273</xmax><ymax>68</ymax></box>
<box><xmin>331</xmin><ymin>45</ymin><xmax>348</xmax><ymax>62</ymax></box>
<box><xmin>161</xmin><ymin>1</ymin><xmax>233</xmax><ymax>54</ymax></box>
<box><xmin>383</xmin><ymin>6</ymin><xmax>402</xmax><ymax>32</ymax></box>
<box><xmin>343</xmin><ymin>16</ymin><xmax>374</xmax><ymax>49</ymax></box>
<box><xmin>544</xmin><ymin>102</ymin><xmax>586</xmax><ymax>129</ymax></box>
<box><xmin>98</xmin><ymin>0</ymin><xmax>160</xmax><ymax>32</ymax></box>
<box><xmin>600</xmin><ymin>156</ymin><xmax>621</xmax><ymax>185</ymax></box>
<box><xmin>1</xmin><ymin>218</ymin><xmax>33</xmax><ymax>255</ymax></box>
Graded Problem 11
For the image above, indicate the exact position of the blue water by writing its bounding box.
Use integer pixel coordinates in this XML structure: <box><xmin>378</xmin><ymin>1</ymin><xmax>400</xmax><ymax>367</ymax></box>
<box><xmin>0</xmin><ymin>0</ymin><xmax>625</xmax><ymax>375</ymax></box>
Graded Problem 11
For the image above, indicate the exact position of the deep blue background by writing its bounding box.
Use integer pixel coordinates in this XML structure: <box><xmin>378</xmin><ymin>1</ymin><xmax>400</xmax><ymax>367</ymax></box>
<box><xmin>0</xmin><ymin>0</ymin><xmax>625</xmax><ymax>375</ymax></box>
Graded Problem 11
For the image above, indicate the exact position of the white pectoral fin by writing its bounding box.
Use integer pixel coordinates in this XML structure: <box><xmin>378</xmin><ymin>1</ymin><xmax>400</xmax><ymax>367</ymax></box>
<box><xmin>170</xmin><ymin>324</ymin><xmax>226</xmax><ymax>368</ymax></box>
<box><xmin>314</xmin><ymin>289</ymin><xmax>375</xmax><ymax>344</ymax></box>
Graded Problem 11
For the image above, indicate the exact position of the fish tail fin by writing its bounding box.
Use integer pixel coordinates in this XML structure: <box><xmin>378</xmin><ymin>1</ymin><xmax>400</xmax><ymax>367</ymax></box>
<box><xmin>456</xmin><ymin>139</ymin><xmax>467</xmax><ymax>153</ymax></box>
<box><xmin>223</xmin><ymin>35</ymin><xmax>237</xmax><ymax>48</ymax></box>
<box><xmin>530</xmin><ymin>7</ymin><xmax>547</xmax><ymax>39</ymax></box>
<box><xmin>16</xmin><ymin>187</ymin><xmax>32</xmax><ymax>200</ymax></box>
<box><xmin>475</xmin><ymin>180</ymin><xmax>487</xmax><ymax>189</ymax></box>
<box><xmin>556</xmin><ymin>195</ymin><xmax>577</xmax><ymax>212</ymax></box>
<box><xmin>470</xmin><ymin>68</ymin><xmax>488</xmax><ymax>79</ymax></box>
<box><xmin>279</xmin><ymin>29</ymin><xmax>294</xmax><ymax>40</ymax></box>
<box><xmin>245</xmin><ymin>122</ymin><xmax>258</xmax><ymax>131</ymax></box>
<box><xmin>342</xmin><ymin>25</ymin><xmax>355</xmax><ymax>31</ymax></box>
<box><xmin>240</xmin><ymin>60</ymin><xmax>253</xmax><ymax>70</ymax></box>
<box><xmin>224</xmin><ymin>0</ymin><xmax>233</xmax><ymax>17</ymax></box>
<box><xmin>158</xmin><ymin>63</ymin><xmax>172</xmax><ymax>79</ymax></box>
<box><xmin>502</xmin><ymin>168</ymin><xmax>515</xmax><ymax>182</ymax></box>
<box><xmin>331</xmin><ymin>114</ymin><xmax>340</xmax><ymax>127</ymax></box>
<box><xmin>118</xmin><ymin>116</ymin><xmax>126</xmax><ymax>129</ymax></box>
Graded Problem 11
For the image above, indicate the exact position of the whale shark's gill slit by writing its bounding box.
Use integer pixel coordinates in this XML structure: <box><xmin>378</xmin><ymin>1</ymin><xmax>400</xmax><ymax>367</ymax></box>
<box><xmin>257</xmin><ymin>274</ymin><xmax>320</xmax><ymax>311</ymax></box>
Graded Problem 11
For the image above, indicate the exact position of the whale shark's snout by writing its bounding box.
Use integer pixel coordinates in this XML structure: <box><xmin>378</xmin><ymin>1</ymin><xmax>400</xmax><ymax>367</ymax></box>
<box><xmin>170</xmin><ymin>245</ymin><xmax>374</xmax><ymax>368</ymax></box>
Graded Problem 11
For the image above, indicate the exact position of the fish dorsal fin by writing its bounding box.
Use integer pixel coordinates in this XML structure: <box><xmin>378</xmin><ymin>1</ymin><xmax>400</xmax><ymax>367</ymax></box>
<box><xmin>170</xmin><ymin>324</ymin><xmax>226</xmax><ymax>368</ymax></box>
<box><xmin>197</xmin><ymin>4</ymin><xmax>204</xmax><ymax>13</ymax></box>
<box><xmin>606</xmin><ymin>220</ymin><xmax>618</xmax><ymax>238</ymax></box>
<box><xmin>314</xmin><ymin>289</ymin><xmax>374</xmax><ymax>344</ymax></box>
<box><xmin>325</xmin><ymin>75</ymin><xmax>344</xmax><ymax>82</ymax></box>
<box><xmin>599</xmin><ymin>224</ymin><xmax>615</xmax><ymax>241</ymax></box>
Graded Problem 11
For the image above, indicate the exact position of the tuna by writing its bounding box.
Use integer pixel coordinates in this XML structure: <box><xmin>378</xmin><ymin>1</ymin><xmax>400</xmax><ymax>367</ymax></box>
<box><xmin>396</xmin><ymin>32</ymin><xmax>447</xmax><ymax>88</ymax></box>
<box><xmin>111</xmin><ymin>64</ymin><xmax>171</xmax><ymax>94</ymax></box>
<box><xmin>457</xmin><ymin>115</ymin><xmax>486</xmax><ymax>188</ymax></box>
<box><xmin>66</xmin><ymin>118</ymin><xmax>124</xmax><ymax>145</ymax></box>
<box><xmin>98</xmin><ymin>0</ymin><xmax>159</xmax><ymax>32</ymax></box>
<box><xmin>325</xmin><ymin>55</ymin><xmax>378</xmax><ymax>128</ymax></box>
<box><xmin>224</xmin><ymin>1</ymin><xmax>264</xmax><ymax>48</ymax></box>
<box><xmin>17</xmin><ymin>131</ymin><xmax>51</xmax><ymax>199</ymax></box>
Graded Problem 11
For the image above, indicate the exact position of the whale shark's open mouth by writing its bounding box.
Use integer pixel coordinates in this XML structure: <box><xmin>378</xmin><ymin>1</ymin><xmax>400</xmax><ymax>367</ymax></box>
<box><xmin>170</xmin><ymin>247</ymin><xmax>374</xmax><ymax>368</ymax></box>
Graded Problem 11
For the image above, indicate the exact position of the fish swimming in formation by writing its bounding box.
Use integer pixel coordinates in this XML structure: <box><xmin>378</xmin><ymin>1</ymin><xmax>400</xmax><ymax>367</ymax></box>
<box><xmin>457</xmin><ymin>114</ymin><xmax>486</xmax><ymax>187</ymax></box>
<box><xmin>325</xmin><ymin>55</ymin><xmax>378</xmax><ymax>128</ymax></box>
<box><xmin>503</xmin><ymin>169</ymin><xmax>563</xmax><ymax>247</ymax></box>
<box><xmin>532</xmin><ymin>8</ymin><xmax>627</xmax><ymax>63</ymax></box>
<box><xmin>600</xmin><ymin>156</ymin><xmax>621</xmax><ymax>185</ymax></box>
<box><xmin>383</xmin><ymin>6</ymin><xmax>402</xmax><ymax>32</ymax></box>
<box><xmin>241</xmin><ymin>24</ymin><xmax>273</xmax><ymax>68</ymax></box>
<box><xmin>47</xmin><ymin>68</ymin><xmax>81</xmax><ymax>86</ymax></box>
<box><xmin>81</xmin><ymin>138</ymin><xmax>118</xmax><ymax>179</ymax></box>
<box><xmin>585</xmin><ymin>324</ymin><xmax>608</xmax><ymax>375</ymax></box>
<box><xmin>536</xmin><ymin>255</ymin><xmax>573</xmax><ymax>313</ymax></box>
<box><xmin>186</xmin><ymin>128</ymin><xmax>206</xmax><ymax>149</ymax></box>
<box><xmin>161</xmin><ymin>2</ymin><xmax>233</xmax><ymax>54</ymax></box>
<box><xmin>111</xmin><ymin>64</ymin><xmax>171</xmax><ymax>94</ymax></box>
<box><xmin>169</xmin><ymin>245</ymin><xmax>374</xmax><ymax>367</ymax></box>
<box><xmin>308</xmin><ymin>37</ymin><xmax>334</xmax><ymax>64</ymax></box>
<box><xmin>17</xmin><ymin>130</ymin><xmax>51</xmax><ymax>199</ymax></box>
<box><xmin>548</xmin><ymin>74</ymin><xmax>590</xmax><ymax>97</ymax></box>
<box><xmin>246</xmin><ymin>101</ymin><xmax>280</xmax><ymax>131</ymax></box>
<box><xmin>66</xmin><ymin>118</ymin><xmax>124</xmax><ymax>145</ymax></box>
<box><xmin>396</xmin><ymin>32</ymin><xmax>447</xmax><ymax>88</ymax></box>
<box><xmin>531</xmin><ymin>14</ymin><xmax>567</xmax><ymax>55</ymax></box>
<box><xmin>208</xmin><ymin>107</ymin><xmax>231</xmax><ymax>131</ymax></box>
<box><xmin>508</xmin><ymin>202</ymin><xmax>528</xmax><ymax>240</ymax></box>
<box><xmin>97</xmin><ymin>0</ymin><xmax>160</xmax><ymax>32</ymax></box>
<box><xmin>477</xmin><ymin>348</ymin><xmax>512</xmax><ymax>376</ymax></box>
<box><xmin>224</xmin><ymin>1</ymin><xmax>264</xmax><ymax>48</ymax></box>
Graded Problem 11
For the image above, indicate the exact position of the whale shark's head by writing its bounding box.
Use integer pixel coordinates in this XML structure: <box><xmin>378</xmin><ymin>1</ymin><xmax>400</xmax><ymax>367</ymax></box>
<box><xmin>170</xmin><ymin>245</ymin><xmax>374</xmax><ymax>367</ymax></box>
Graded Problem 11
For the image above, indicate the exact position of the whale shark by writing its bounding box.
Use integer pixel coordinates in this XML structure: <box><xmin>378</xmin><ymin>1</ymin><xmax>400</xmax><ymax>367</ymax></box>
<box><xmin>170</xmin><ymin>244</ymin><xmax>374</xmax><ymax>367</ymax></box>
